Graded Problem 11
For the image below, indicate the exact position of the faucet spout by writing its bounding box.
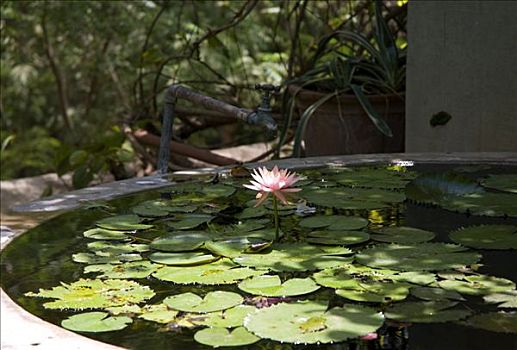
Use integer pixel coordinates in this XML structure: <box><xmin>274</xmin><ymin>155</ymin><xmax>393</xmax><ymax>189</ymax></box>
<box><xmin>246</xmin><ymin>110</ymin><xmax>278</xmax><ymax>133</ymax></box>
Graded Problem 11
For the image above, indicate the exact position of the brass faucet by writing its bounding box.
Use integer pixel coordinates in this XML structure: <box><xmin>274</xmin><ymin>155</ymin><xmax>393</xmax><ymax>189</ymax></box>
<box><xmin>157</xmin><ymin>84</ymin><xmax>279</xmax><ymax>173</ymax></box>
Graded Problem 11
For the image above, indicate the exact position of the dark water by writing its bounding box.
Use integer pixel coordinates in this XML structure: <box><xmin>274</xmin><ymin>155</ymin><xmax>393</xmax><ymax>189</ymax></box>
<box><xmin>1</xmin><ymin>164</ymin><xmax>517</xmax><ymax>350</ymax></box>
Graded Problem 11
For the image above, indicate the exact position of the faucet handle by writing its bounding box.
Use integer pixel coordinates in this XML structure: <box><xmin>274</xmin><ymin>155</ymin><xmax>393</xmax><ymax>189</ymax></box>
<box><xmin>255</xmin><ymin>84</ymin><xmax>281</xmax><ymax>94</ymax></box>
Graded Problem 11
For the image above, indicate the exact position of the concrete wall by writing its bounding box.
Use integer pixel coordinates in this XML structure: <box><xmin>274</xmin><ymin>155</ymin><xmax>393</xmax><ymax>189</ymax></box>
<box><xmin>406</xmin><ymin>1</ymin><xmax>517</xmax><ymax>152</ymax></box>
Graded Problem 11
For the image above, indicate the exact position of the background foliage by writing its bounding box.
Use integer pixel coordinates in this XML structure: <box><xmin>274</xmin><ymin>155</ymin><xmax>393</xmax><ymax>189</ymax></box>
<box><xmin>0</xmin><ymin>0</ymin><xmax>406</xmax><ymax>187</ymax></box>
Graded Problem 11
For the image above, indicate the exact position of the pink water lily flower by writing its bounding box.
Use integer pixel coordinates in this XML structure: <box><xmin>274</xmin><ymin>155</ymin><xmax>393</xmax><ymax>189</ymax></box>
<box><xmin>243</xmin><ymin>166</ymin><xmax>302</xmax><ymax>206</ymax></box>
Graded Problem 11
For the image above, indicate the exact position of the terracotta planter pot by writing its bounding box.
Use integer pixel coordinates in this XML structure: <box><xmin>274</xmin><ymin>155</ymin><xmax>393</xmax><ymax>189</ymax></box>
<box><xmin>289</xmin><ymin>85</ymin><xmax>405</xmax><ymax>156</ymax></box>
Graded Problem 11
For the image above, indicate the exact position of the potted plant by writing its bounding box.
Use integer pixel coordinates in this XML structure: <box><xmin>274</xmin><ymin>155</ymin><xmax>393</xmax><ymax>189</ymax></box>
<box><xmin>281</xmin><ymin>0</ymin><xmax>406</xmax><ymax>157</ymax></box>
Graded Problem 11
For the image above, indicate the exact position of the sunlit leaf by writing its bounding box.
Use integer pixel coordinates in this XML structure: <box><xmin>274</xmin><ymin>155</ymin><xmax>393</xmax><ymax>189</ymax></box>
<box><xmin>238</xmin><ymin>275</ymin><xmax>320</xmax><ymax>297</ymax></box>
<box><xmin>61</xmin><ymin>312</ymin><xmax>132</xmax><ymax>332</ymax></box>
<box><xmin>164</xmin><ymin>291</ymin><xmax>243</xmax><ymax>313</ymax></box>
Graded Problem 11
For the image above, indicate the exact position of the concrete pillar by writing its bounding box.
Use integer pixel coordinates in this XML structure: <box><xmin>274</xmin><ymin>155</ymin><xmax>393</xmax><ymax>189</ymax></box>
<box><xmin>406</xmin><ymin>1</ymin><xmax>517</xmax><ymax>152</ymax></box>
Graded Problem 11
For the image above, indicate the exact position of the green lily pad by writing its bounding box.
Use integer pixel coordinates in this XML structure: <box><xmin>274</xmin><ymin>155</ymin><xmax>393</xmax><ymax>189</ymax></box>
<box><xmin>166</xmin><ymin>214</ymin><xmax>214</xmax><ymax>230</ymax></box>
<box><xmin>462</xmin><ymin>312</ymin><xmax>517</xmax><ymax>333</ymax></box>
<box><xmin>236</xmin><ymin>207</ymin><xmax>268</xmax><ymax>219</ymax></box>
<box><xmin>442</xmin><ymin>192</ymin><xmax>517</xmax><ymax>218</ymax></box>
<box><xmin>481</xmin><ymin>174</ymin><xmax>517</xmax><ymax>194</ymax></box>
<box><xmin>234</xmin><ymin>243</ymin><xmax>353</xmax><ymax>272</ymax></box>
<box><xmin>164</xmin><ymin>291</ymin><xmax>243</xmax><ymax>313</ymax></box>
<box><xmin>370</xmin><ymin>226</ymin><xmax>435</xmax><ymax>243</ymax></box>
<box><xmin>204</xmin><ymin>237</ymin><xmax>272</xmax><ymax>258</ymax></box>
<box><xmin>390</xmin><ymin>271</ymin><xmax>437</xmax><ymax>285</ymax></box>
<box><xmin>385</xmin><ymin>300</ymin><xmax>471</xmax><ymax>323</ymax></box>
<box><xmin>299</xmin><ymin>215</ymin><xmax>368</xmax><ymax>230</ymax></box>
<box><xmin>411</xmin><ymin>286</ymin><xmax>465</xmax><ymax>301</ymax></box>
<box><xmin>132</xmin><ymin>201</ymin><xmax>170</xmax><ymax>217</ymax></box>
<box><xmin>356</xmin><ymin>243</ymin><xmax>481</xmax><ymax>271</ymax></box>
<box><xmin>304</xmin><ymin>187</ymin><xmax>405</xmax><ymax>210</ymax></box>
<box><xmin>330</xmin><ymin>167</ymin><xmax>416</xmax><ymax>190</ymax></box>
<box><xmin>153</xmin><ymin>259</ymin><xmax>266</xmax><ymax>285</ymax></box>
<box><xmin>72</xmin><ymin>252</ymin><xmax>142</xmax><ymax>265</ymax></box>
<box><xmin>83</xmin><ymin>228</ymin><xmax>130</xmax><ymax>241</ymax></box>
<box><xmin>244</xmin><ymin>300</ymin><xmax>384</xmax><ymax>344</ymax></box>
<box><xmin>211</xmin><ymin>220</ymin><xmax>267</xmax><ymax>236</ymax></box>
<box><xmin>238</xmin><ymin>275</ymin><xmax>320</xmax><ymax>297</ymax></box>
<box><xmin>449</xmin><ymin>225</ymin><xmax>517</xmax><ymax>250</ymax></box>
<box><xmin>194</xmin><ymin>326</ymin><xmax>260</xmax><ymax>348</ymax></box>
<box><xmin>150</xmin><ymin>232</ymin><xmax>212</xmax><ymax>252</ymax></box>
<box><xmin>25</xmin><ymin>279</ymin><xmax>155</xmax><ymax>310</ymax></box>
<box><xmin>138</xmin><ymin>304</ymin><xmax>179</xmax><ymax>324</ymax></box>
<box><xmin>106</xmin><ymin>304</ymin><xmax>142</xmax><ymax>315</ymax></box>
<box><xmin>188</xmin><ymin>305</ymin><xmax>257</xmax><ymax>328</ymax></box>
<box><xmin>307</xmin><ymin>230</ymin><xmax>370</xmax><ymax>246</ymax></box>
<box><xmin>87</xmin><ymin>241</ymin><xmax>149</xmax><ymax>255</ymax></box>
<box><xmin>483</xmin><ymin>290</ymin><xmax>517</xmax><ymax>308</ymax></box>
<box><xmin>61</xmin><ymin>312</ymin><xmax>132</xmax><ymax>332</ymax></box>
<box><xmin>148</xmin><ymin>251</ymin><xmax>218</xmax><ymax>266</ymax></box>
<box><xmin>84</xmin><ymin>261</ymin><xmax>159</xmax><ymax>279</ymax></box>
<box><xmin>336</xmin><ymin>281</ymin><xmax>410</xmax><ymax>303</ymax></box>
<box><xmin>96</xmin><ymin>215</ymin><xmax>153</xmax><ymax>231</ymax></box>
<box><xmin>438</xmin><ymin>274</ymin><xmax>515</xmax><ymax>296</ymax></box>
<box><xmin>202</xmin><ymin>184</ymin><xmax>236</xmax><ymax>198</ymax></box>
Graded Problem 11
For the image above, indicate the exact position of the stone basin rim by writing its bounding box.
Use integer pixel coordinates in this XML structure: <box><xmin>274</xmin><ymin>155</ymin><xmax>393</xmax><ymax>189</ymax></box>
<box><xmin>2</xmin><ymin>152</ymin><xmax>517</xmax><ymax>350</ymax></box>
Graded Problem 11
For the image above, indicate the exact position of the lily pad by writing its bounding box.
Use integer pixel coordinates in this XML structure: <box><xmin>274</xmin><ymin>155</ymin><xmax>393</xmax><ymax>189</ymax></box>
<box><xmin>481</xmin><ymin>174</ymin><xmax>517</xmax><ymax>194</ymax></box>
<box><xmin>449</xmin><ymin>225</ymin><xmax>517</xmax><ymax>250</ymax></box>
<box><xmin>483</xmin><ymin>290</ymin><xmax>517</xmax><ymax>308</ymax></box>
<box><xmin>370</xmin><ymin>226</ymin><xmax>435</xmax><ymax>244</ymax></box>
<box><xmin>355</xmin><ymin>243</ymin><xmax>481</xmax><ymax>271</ymax></box>
<box><xmin>166</xmin><ymin>214</ymin><xmax>214</xmax><ymax>230</ymax></box>
<box><xmin>304</xmin><ymin>187</ymin><xmax>405</xmax><ymax>210</ymax></box>
<box><xmin>87</xmin><ymin>241</ymin><xmax>149</xmax><ymax>255</ymax></box>
<box><xmin>153</xmin><ymin>259</ymin><xmax>266</xmax><ymax>285</ymax></box>
<box><xmin>202</xmin><ymin>184</ymin><xmax>236</xmax><ymax>198</ymax></box>
<box><xmin>244</xmin><ymin>300</ymin><xmax>384</xmax><ymax>344</ymax></box>
<box><xmin>164</xmin><ymin>291</ymin><xmax>243</xmax><ymax>313</ymax></box>
<box><xmin>150</xmin><ymin>232</ymin><xmax>212</xmax><ymax>252</ymax></box>
<box><xmin>204</xmin><ymin>237</ymin><xmax>271</xmax><ymax>258</ymax></box>
<box><xmin>84</xmin><ymin>261</ymin><xmax>159</xmax><ymax>279</ymax></box>
<box><xmin>438</xmin><ymin>274</ymin><xmax>515</xmax><ymax>296</ymax></box>
<box><xmin>299</xmin><ymin>215</ymin><xmax>368</xmax><ymax>230</ymax></box>
<box><xmin>83</xmin><ymin>228</ymin><xmax>130</xmax><ymax>241</ymax></box>
<box><xmin>234</xmin><ymin>243</ymin><xmax>353</xmax><ymax>272</ymax></box>
<box><xmin>72</xmin><ymin>252</ymin><xmax>142</xmax><ymax>265</ymax></box>
<box><xmin>25</xmin><ymin>279</ymin><xmax>155</xmax><ymax>310</ymax></box>
<box><xmin>462</xmin><ymin>312</ymin><xmax>517</xmax><ymax>333</ymax></box>
<box><xmin>307</xmin><ymin>230</ymin><xmax>370</xmax><ymax>246</ymax></box>
<box><xmin>336</xmin><ymin>281</ymin><xmax>411</xmax><ymax>303</ymax></box>
<box><xmin>236</xmin><ymin>207</ymin><xmax>268</xmax><ymax>219</ymax></box>
<box><xmin>194</xmin><ymin>326</ymin><xmax>260</xmax><ymax>348</ymax></box>
<box><xmin>148</xmin><ymin>251</ymin><xmax>218</xmax><ymax>266</ymax></box>
<box><xmin>411</xmin><ymin>286</ymin><xmax>465</xmax><ymax>301</ymax></box>
<box><xmin>96</xmin><ymin>215</ymin><xmax>153</xmax><ymax>231</ymax></box>
<box><xmin>188</xmin><ymin>305</ymin><xmax>257</xmax><ymax>328</ymax></box>
<box><xmin>385</xmin><ymin>300</ymin><xmax>471</xmax><ymax>323</ymax></box>
<box><xmin>61</xmin><ymin>312</ymin><xmax>132</xmax><ymax>332</ymax></box>
<box><xmin>138</xmin><ymin>304</ymin><xmax>179</xmax><ymax>324</ymax></box>
<box><xmin>238</xmin><ymin>275</ymin><xmax>320</xmax><ymax>297</ymax></box>
<box><xmin>330</xmin><ymin>167</ymin><xmax>416</xmax><ymax>190</ymax></box>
